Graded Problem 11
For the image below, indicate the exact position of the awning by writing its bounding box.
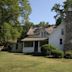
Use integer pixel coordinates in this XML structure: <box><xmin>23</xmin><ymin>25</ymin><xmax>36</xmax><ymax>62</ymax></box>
<box><xmin>21</xmin><ymin>38</ymin><xmax>48</xmax><ymax>41</ymax></box>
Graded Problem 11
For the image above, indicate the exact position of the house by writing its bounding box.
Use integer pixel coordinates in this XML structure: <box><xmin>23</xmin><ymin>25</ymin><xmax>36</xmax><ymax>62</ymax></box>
<box><xmin>11</xmin><ymin>6</ymin><xmax>72</xmax><ymax>53</ymax></box>
<box><xmin>49</xmin><ymin>22</ymin><xmax>65</xmax><ymax>50</ymax></box>
<box><xmin>21</xmin><ymin>26</ymin><xmax>54</xmax><ymax>53</ymax></box>
<box><xmin>21</xmin><ymin>23</ymin><xmax>65</xmax><ymax>53</ymax></box>
<box><xmin>10</xmin><ymin>17</ymin><xmax>69</xmax><ymax>53</ymax></box>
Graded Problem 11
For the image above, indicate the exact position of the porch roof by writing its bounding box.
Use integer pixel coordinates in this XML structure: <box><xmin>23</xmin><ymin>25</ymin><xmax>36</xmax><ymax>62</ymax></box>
<box><xmin>21</xmin><ymin>38</ymin><xmax>48</xmax><ymax>41</ymax></box>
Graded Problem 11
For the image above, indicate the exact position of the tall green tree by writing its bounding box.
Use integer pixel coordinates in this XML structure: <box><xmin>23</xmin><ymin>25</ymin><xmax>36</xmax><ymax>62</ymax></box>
<box><xmin>38</xmin><ymin>21</ymin><xmax>49</xmax><ymax>27</ymax></box>
<box><xmin>0</xmin><ymin>23</ymin><xmax>12</xmax><ymax>44</ymax></box>
<box><xmin>0</xmin><ymin>0</ymin><xmax>31</xmax><ymax>44</ymax></box>
<box><xmin>52</xmin><ymin>4</ymin><xmax>64</xmax><ymax>26</ymax></box>
<box><xmin>19</xmin><ymin>0</ymin><xmax>32</xmax><ymax>23</ymax></box>
<box><xmin>0</xmin><ymin>22</ymin><xmax>23</xmax><ymax>44</ymax></box>
<box><xmin>21</xmin><ymin>21</ymin><xmax>34</xmax><ymax>38</ymax></box>
<box><xmin>52</xmin><ymin>0</ymin><xmax>72</xmax><ymax>26</ymax></box>
<box><xmin>0</xmin><ymin>0</ymin><xmax>19</xmax><ymax>25</ymax></box>
<box><xmin>0</xmin><ymin>0</ymin><xmax>32</xmax><ymax>25</ymax></box>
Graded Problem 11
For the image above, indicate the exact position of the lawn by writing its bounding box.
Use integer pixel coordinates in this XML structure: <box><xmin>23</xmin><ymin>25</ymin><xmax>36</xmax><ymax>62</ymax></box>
<box><xmin>0</xmin><ymin>52</ymin><xmax>72</xmax><ymax>72</ymax></box>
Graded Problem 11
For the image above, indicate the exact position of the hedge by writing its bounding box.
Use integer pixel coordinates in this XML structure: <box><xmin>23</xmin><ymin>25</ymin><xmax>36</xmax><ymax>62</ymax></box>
<box><xmin>64</xmin><ymin>50</ymin><xmax>72</xmax><ymax>59</ymax></box>
<box><xmin>41</xmin><ymin>44</ymin><xmax>64</xmax><ymax>58</ymax></box>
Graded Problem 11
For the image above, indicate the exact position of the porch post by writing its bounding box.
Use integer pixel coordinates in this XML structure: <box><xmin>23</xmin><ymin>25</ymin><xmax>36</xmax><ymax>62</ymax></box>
<box><xmin>22</xmin><ymin>42</ymin><xmax>24</xmax><ymax>52</ymax></box>
<box><xmin>33</xmin><ymin>41</ymin><xmax>35</xmax><ymax>52</ymax></box>
<box><xmin>38</xmin><ymin>41</ymin><xmax>40</xmax><ymax>52</ymax></box>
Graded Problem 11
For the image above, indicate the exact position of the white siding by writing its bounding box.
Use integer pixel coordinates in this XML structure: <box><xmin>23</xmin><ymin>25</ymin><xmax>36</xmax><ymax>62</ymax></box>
<box><xmin>23</xmin><ymin>47</ymin><xmax>34</xmax><ymax>53</ymax></box>
<box><xmin>39</xmin><ymin>28</ymin><xmax>48</xmax><ymax>38</ymax></box>
<box><xmin>38</xmin><ymin>41</ymin><xmax>41</xmax><ymax>52</ymax></box>
<box><xmin>22</xmin><ymin>41</ymin><xmax>41</xmax><ymax>53</ymax></box>
<box><xmin>23</xmin><ymin>42</ymin><xmax>34</xmax><ymax>53</ymax></box>
<box><xmin>49</xmin><ymin>24</ymin><xmax>65</xmax><ymax>50</ymax></box>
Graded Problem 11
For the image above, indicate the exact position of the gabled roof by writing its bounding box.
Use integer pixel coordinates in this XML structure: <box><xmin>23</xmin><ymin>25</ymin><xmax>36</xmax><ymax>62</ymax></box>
<box><xmin>45</xmin><ymin>26</ymin><xmax>55</xmax><ymax>34</ymax></box>
<box><xmin>21</xmin><ymin>26</ymin><xmax>55</xmax><ymax>41</ymax></box>
<box><xmin>27</xmin><ymin>26</ymin><xmax>54</xmax><ymax>36</ymax></box>
<box><xmin>27</xmin><ymin>27</ymin><xmax>34</xmax><ymax>35</ymax></box>
<box><xmin>49</xmin><ymin>23</ymin><xmax>64</xmax><ymax>35</ymax></box>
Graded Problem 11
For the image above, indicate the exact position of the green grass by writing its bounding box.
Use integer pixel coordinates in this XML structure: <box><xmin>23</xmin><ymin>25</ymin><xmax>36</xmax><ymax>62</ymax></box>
<box><xmin>0</xmin><ymin>52</ymin><xmax>72</xmax><ymax>72</ymax></box>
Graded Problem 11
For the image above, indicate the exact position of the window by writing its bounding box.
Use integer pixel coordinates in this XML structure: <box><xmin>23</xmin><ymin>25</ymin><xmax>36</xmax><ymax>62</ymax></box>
<box><xmin>24</xmin><ymin>41</ymin><xmax>33</xmax><ymax>47</ymax></box>
<box><xmin>60</xmin><ymin>39</ymin><xmax>63</xmax><ymax>45</ymax></box>
<box><xmin>44</xmin><ymin>32</ymin><xmax>49</xmax><ymax>37</ymax></box>
<box><xmin>61</xmin><ymin>29</ymin><xmax>64</xmax><ymax>35</ymax></box>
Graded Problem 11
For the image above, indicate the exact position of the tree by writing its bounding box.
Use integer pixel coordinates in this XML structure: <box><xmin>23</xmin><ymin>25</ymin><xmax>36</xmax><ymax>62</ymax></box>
<box><xmin>19</xmin><ymin>0</ymin><xmax>32</xmax><ymax>23</ymax></box>
<box><xmin>52</xmin><ymin>4</ymin><xmax>64</xmax><ymax>26</ymax></box>
<box><xmin>0</xmin><ymin>23</ymin><xmax>23</xmax><ymax>44</ymax></box>
<box><xmin>0</xmin><ymin>23</ymin><xmax>12</xmax><ymax>44</ymax></box>
<box><xmin>38</xmin><ymin>21</ymin><xmax>49</xmax><ymax>27</ymax></box>
<box><xmin>21</xmin><ymin>21</ymin><xmax>34</xmax><ymax>38</ymax></box>
<box><xmin>52</xmin><ymin>0</ymin><xmax>72</xmax><ymax>26</ymax></box>
<box><xmin>0</xmin><ymin>0</ymin><xmax>31</xmax><ymax>44</ymax></box>
<box><xmin>0</xmin><ymin>0</ymin><xmax>19</xmax><ymax>25</ymax></box>
<box><xmin>0</xmin><ymin>0</ymin><xmax>32</xmax><ymax>25</ymax></box>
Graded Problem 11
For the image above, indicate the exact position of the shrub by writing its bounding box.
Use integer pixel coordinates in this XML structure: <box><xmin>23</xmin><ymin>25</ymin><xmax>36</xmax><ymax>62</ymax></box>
<box><xmin>41</xmin><ymin>44</ymin><xmax>56</xmax><ymax>56</ymax></box>
<box><xmin>41</xmin><ymin>44</ymin><xmax>48</xmax><ymax>56</ymax></box>
<box><xmin>41</xmin><ymin>44</ymin><xmax>64</xmax><ymax>58</ymax></box>
<box><xmin>64</xmin><ymin>50</ymin><xmax>72</xmax><ymax>59</ymax></box>
<box><xmin>51</xmin><ymin>49</ymin><xmax>64</xmax><ymax>58</ymax></box>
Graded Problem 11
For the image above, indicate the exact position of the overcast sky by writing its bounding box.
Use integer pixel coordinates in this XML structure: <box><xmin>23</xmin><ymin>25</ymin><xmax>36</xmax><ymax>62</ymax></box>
<box><xmin>29</xmin><ymin>0</ymin><xmax>65</xmax><ymax>24</ymax></box>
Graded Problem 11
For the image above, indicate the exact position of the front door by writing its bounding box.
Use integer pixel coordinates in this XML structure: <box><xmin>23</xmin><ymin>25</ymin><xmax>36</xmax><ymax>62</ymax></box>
<box><xmin>34</xmin><ymin>41</ymin><xmax>38</xmax><ymax>53</ymax></box>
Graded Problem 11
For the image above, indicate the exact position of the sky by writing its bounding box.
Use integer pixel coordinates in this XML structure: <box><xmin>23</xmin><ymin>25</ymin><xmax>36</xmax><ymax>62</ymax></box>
<box><xmin>29</xmin><ymin>0</ymin><xmax>65</xmax><ymax>24</ymax></box>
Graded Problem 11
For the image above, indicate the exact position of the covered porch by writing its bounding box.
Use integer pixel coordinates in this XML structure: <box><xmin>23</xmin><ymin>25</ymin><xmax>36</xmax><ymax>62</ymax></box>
<box><xmin>21</xmin><ymin>38</ymin><xmax>48</xmax><ymax>53</ymax></box>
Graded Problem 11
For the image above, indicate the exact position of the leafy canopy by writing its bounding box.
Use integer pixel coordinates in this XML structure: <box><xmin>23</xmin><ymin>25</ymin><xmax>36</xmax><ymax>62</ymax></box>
<box><xmin>52</xmin><ymin>0</ymin><xmax>72</xmax><ymax>26</ymax></box>
<box><xmin>0</xmin><ymin>0</ymin><xmax>31</xmax><ymax>44</ymax></box>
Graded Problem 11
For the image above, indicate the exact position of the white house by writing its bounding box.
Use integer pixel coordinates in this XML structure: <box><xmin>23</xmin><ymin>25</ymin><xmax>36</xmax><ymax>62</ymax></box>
<box><xmin>21</xmin><ymin>26</ymin><xmax>54</xmax><ymax>53</ymax></box>
<box><xmin>10</xmin><ymin>23</ymin><xmax>65</xmax><ymax>53</ymax></box>
<box><xmin>49</xmin><ymin>22</ymin><xmax>65</xmax><ymax>50</ymax></box>
<box><xmin>20</xmin><ymin>23</ymin><xmax>65</xmax><ymax>53</ymax></box>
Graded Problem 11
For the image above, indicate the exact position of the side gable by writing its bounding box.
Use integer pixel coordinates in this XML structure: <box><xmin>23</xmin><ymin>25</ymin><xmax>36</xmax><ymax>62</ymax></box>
<box><xmin>49</xmin><ymin>22</ymin><xmax>65</xmax><ymax>50</ymax></box>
